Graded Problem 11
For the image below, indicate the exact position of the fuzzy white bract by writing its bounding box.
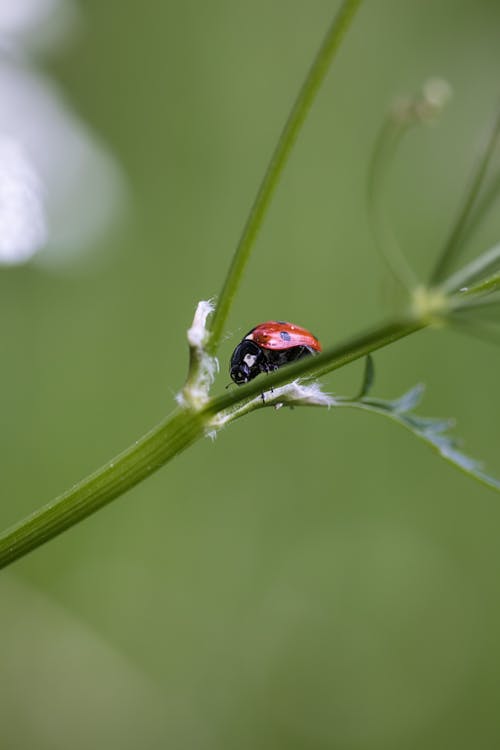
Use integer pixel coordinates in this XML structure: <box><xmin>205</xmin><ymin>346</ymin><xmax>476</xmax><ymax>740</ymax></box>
<box><xmin>177</xmin><ymin>300</ymin><xmax>218</xmax><ymax>409</ymax></box>
<box><xmin>208</xmin><ymin>379</ymin><xmax>336</xmax><ymax>435</ymax></box>
<box><xmin>187</xmin><ymin>299</ymin><xmax>214</xmax><ymax>349</ymax></box>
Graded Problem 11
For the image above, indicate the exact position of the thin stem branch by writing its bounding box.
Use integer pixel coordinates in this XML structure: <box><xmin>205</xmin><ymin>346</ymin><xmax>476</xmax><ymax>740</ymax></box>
<box><xmin>441</xmin><ymin>242</ymin><xmax>500</xmax><ymax>293</ymax></box>
<box><xmin>207</xmin><ymin>0</ymin><xmax>364</xmax><ymax>354</ymax></box>
<box><xmin>449</xmin><ymin>171</ymin><xmax>500</xmax><ymax>255</ymax></box>
<box><xmin>430</xmin><ymin>106</ymin><xmax>500</xmax><ymax>285</ymax></box>
<box><xmin>367</xmin><ymin>118</ymin><xmax>419</xmax><ymax>290</ymax></box>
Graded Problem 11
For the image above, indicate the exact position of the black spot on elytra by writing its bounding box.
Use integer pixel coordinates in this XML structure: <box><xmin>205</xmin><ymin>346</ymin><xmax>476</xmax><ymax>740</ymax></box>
<box><xmin>280</xmin><ymin>330</ymin><xmax>291</xmax><ymax>341</ymax></box>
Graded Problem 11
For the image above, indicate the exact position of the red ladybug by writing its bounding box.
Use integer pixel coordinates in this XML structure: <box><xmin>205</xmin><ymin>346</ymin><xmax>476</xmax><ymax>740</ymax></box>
<box><xmin>230</xmin><ymin>321</ymin><xmax>322</xmax><ymax>385</ymax></box>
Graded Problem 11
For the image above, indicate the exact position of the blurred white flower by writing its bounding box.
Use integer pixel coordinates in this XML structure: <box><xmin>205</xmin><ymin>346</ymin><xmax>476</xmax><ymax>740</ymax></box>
<box><xmin>0</xmin><ymin>136</ymin><xmax>47</xmax><ymax>263</ymax></box>
<box><xmin>0</xmin><ymin>0</ymin><xmax>78</xmax><ymax>56</ymax></box>
<box><xmin>0</xmin><ymin>0</ymin><xmax>125</xmax><ymax>268</ymax></box>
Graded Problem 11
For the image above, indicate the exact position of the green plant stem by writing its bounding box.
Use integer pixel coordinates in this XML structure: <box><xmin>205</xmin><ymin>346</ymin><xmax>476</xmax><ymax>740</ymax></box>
<box><xmin>367</xmin><ymin>118</ymin><xmax>419</xmax><ymax>289</ymax></box>
<box><xmin>0</xmin><ymin>315</ymin><xmax>424</xmax><ymax>571</ymax></box>
<box><xmin>207</xmin><ymin>0</ymin><xmax>363</xmax><ymax>354</ymax></box>
<box><xmin>441</xmin><ymin>242</ymin><xmax>500</xmax><ymax>293</ymax></box>
<box><xmin>448</xmin><ymin>172</ymin><xmax>500</xmax><ymax>256</ymax></box>
<box><xmin>430</xmin><ymin>106</ymin><xmax>500</xmax><ymax>285</ymax></box>
<box><xmin>0</xmin><ymin>410</ymin><xmax>205</xmax><ymax>570</ymax></box>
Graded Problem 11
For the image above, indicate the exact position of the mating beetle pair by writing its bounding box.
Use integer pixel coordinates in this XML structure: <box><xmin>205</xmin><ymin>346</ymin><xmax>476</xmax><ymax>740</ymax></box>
<box><xmin>229</xmin><ymin>321</ymin><xmax>322</xmax><ymax>385</ymax></box>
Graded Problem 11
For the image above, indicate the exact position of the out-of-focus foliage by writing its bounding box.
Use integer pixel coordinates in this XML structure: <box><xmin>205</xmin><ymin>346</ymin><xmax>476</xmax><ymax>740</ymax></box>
<box><xmin>1</xmin><ymin>1</ymin><xmax>500</xmax><ymax>748</ymax></box>
<box><xmin>339</xmin><ymin>370</ymin><xmax>500</xmax><ymax>491</ymax></box>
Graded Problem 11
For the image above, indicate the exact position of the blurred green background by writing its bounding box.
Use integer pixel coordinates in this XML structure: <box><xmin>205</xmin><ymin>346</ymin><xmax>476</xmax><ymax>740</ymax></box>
<box><xmin>1</xmin><ymin>0</ymin><xmax>500</xmax><ymax>747</ymax></box>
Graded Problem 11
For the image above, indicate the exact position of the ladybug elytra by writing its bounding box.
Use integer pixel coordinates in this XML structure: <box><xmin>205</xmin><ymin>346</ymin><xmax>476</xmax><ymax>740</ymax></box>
<box><xmin>229</xmin><ymin>321</ymin><xmax>322</xmax><ymax>385</ymax></box>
